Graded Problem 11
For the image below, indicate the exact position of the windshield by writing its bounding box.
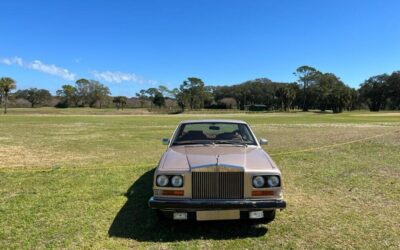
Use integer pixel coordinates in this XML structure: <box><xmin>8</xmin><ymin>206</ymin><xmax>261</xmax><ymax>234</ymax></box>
<box><xmin>172</xmin><ymin>122</ymin><xmax>257</xmax><ymax>145</ymax></box>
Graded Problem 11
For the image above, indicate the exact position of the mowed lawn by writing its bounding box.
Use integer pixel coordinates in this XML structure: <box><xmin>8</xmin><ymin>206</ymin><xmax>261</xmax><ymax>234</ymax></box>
<box><xmin>0</xmin><ymin>109</ymin><xmax>399</xmax><ymax>249</ymax></box>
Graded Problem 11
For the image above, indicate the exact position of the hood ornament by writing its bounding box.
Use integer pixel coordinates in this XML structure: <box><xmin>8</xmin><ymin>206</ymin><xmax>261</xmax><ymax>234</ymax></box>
<box><xmin>216</xmin><ymin>154</ymin><xmax>220</xmax><ymax>166</ymax></box>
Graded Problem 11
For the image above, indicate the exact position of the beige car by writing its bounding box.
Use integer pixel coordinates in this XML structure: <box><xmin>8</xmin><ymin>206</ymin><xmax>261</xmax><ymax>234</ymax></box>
<box><xmin>148</xmin><ymin>120</ymin><xmax>286</xmax><ymax>222</ymax></box>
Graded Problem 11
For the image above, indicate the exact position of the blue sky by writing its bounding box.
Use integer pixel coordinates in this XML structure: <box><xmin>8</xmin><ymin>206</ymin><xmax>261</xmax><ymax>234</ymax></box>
<box><xmin>1</xmin><ymin>0</ymin><xmax>399</xmax><ymax>96</ymax></box>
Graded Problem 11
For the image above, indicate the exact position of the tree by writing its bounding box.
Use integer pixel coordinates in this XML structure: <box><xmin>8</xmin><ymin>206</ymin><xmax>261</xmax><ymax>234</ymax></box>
<box><xmin>214</xmin><ymin>78</ymin><xmax>291</xmax><ymax>110</ymax></box>
<box><xmin>359</xmin><ymin>74</ymin><xmax>389</xmax><ymax>111</ymax></box>
<box><xmin>135</xmin><ymin>89</ymin><xmax>148</xmax><ymax>108</ymax></box>
<box><xmin>180</xmin><ymin>77</ymin><xmax>207</xmax><ymax>109</ymax></box>
<box><xmin>75</xmin><ymin>78</ymin><xmax>91</xmax><ymax>106</ymax></box>
<box><xmin>347</xmin><ymin>88</ymin><xmax>360</xmax><ymax>111</ymax></box>
<box><xmin>311</xmin><ymin>73</ymin><xmax>352</xmax><ymax>113</ymax></box>
<box><xmin>56</xmin><ymin>84</ymin><xmax>78</xmax><ymax>107</ymax></box>
<box><xmin>139</xmin><ymin>87</ymin><xmax>166</xmax><ymax>108</ymax></box>
<box><xmin>158</xmin><ymin>85</ymin><xmax>174</xmax><ymax>98</ymax></box>
<box><xmin>0</xmin><ymin>77</ymin><xmax>16</xmax><ymax>114</ymax></box>
<box><xmin>175</xmin><ymin>90</ymin><xmax>190</xmax><ymax>111</ymax></box>
<box><xmin>113</xmin><ymin>96</ymin><xmax>127</xmax><ymax>110</ymax></box>
<box><xmin>275</xmin><ymin>84</ymin><xmax>297</xmax><ymax>111</ymax></box>
<box><xmin>294</xmin><ymin>66</ymin><xmax>320</xmax><ymax>111</ymax></box>
<box><xmin>87</xmin><ymin>81</ymin><xmax>110</xmax><ymax>108</ymax></box>
<box><xmin>15</xmin><ymin>88</ymin><xmax>51</xmax><ymax>108</ymax></box>
<box><xmin>145</xmin><ymin>88</ymin><xmax>160</xmax><ymax>108</ymax></box>
<box><xmin>170</xmin><ymin>87</ymin><xmax>189</xmax><ymax>111</ymax></box>
<box><xmin>386</xmin><ymin>71</ymin><xmax>400</xmax><ymax>109</ymax></box>
<box><xmin>56</xmin><ymin>80</ymin><xmax>110</xmax><ymax>108</ymax></box>
<box><xmin>152</xmin><ymin>92</ymin><xmax>165</xmax><ymax>108</ymax></box>
<box><xmin>326</xmin><ymin>78</ymin><xmax>351</xmax><ymax>113</ymax></box>
<box><xmin>135</xmin><ymin>86</ymin><xmax>174</xmax><ymax>109</ymax></box>
<box><xmin>203</xmin><ymin>86</ymin><xmax>215</xmax><ymax>107</ymax></box>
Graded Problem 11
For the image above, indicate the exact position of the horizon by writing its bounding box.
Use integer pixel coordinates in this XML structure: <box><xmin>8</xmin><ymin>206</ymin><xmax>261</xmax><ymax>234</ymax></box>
<box><xmin>1</xmin><ymin>0</ymin><xmax>400</xmax><ymax>95</ymax></box>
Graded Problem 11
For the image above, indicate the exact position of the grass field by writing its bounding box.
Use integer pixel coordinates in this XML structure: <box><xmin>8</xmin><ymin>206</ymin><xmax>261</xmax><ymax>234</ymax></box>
<box><xmin>1</xmin><ymin>108</ymin><xmax>399</xmax><ymax>249</ymax></box>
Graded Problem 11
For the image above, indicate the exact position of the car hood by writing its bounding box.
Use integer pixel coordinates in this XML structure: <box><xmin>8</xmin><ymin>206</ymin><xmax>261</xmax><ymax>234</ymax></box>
<box><xmin>158</xmin><ymin>145</ymin><xmax>278</xmax><ymax>172</ymax></box>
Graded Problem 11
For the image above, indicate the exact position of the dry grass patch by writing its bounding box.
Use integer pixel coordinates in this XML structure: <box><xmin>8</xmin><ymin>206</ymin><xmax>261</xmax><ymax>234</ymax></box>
<box><xmin>0</xmin><ymin>145</ymin><xmax>98</xmax><ymax>168</ymax></box>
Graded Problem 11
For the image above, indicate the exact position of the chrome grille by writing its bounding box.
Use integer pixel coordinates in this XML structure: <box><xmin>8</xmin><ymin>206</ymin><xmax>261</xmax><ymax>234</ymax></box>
<box><xmin>192</xmin><ymin>172</ymin><xmax>244</xmax><ymax>199</ymax></box>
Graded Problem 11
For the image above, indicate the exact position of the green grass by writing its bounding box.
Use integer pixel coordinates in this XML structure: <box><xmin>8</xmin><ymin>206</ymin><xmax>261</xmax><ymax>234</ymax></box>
<box><xmin>0</xmin><ymin>108</ymin><xmax>399</xmax><ymax>249</ymax></box>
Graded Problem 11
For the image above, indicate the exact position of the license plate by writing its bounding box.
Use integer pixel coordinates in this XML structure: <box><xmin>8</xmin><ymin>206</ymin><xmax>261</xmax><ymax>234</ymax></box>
<box><xmin>196</xmin><ymin>210</ymin><xmax>240</xmax><ymax>221</ymax></box>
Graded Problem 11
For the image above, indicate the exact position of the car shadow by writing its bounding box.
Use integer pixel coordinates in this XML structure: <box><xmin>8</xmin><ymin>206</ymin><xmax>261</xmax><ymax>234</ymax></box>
<box><xmin>108</xmin><ymin>169</ymin><xmax>268</xmax><ymax>242</ymax></box>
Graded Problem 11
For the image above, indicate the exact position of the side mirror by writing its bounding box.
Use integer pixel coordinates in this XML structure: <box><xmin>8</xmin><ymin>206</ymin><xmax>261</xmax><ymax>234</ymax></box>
<box><xmin>259</xmin><ymin>138</ymin><xmax>268</xmax><ymax>145</ymax></box>
<box><xmin>162</xmin><ymin>138</ymin><xmax>170</xmax><ymax>145</ymax></box>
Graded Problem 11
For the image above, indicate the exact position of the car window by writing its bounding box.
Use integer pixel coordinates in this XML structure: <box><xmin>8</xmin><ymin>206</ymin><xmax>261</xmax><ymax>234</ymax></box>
<box><xmin>173</xmin><ymin>122</ymin><xmax>257</xmax><ymax>145</ymax></box>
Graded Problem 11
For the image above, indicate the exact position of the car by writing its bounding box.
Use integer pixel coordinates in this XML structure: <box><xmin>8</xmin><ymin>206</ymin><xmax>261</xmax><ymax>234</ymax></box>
<box><xmin>148</xmin><ymin>119</ymin><xmax>286</xmax><ymax>222</ymax></box>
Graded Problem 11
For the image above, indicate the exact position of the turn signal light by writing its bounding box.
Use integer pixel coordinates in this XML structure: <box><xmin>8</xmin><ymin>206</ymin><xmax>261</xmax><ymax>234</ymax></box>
<box><xmin>162</xmin><ymin>190</ymin><xmax>184</xmax><ymax>196</ymax></box>
<box><xmin>252</xmin><ymin>190</ymin><xmax>274</xmax><ymax>196</ymax></box>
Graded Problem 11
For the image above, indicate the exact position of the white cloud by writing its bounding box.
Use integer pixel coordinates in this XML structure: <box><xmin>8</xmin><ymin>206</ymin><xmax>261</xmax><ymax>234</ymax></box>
<box><xmin>27</xmin><ymin>60</ymin><xmax>76</xmax><ymax>81</ymax></box>
<box><xmin>1</xmin><ymin>56</ymin><xmax>157</xmax><ymax>85</ymax></box>
<box><xmin>0</xmin><ymin>56</ymin><xmax>23</xmax><ymax>66</ymax></box>
<box><xmin>0</xmin><ymin>56</ymin><xmax>76</xmax><ymax>81</ymax></box>
<box><xmin>90</xmin><ymin>70</ymin><xmax>156</xmax><ymax>84</ymax></box>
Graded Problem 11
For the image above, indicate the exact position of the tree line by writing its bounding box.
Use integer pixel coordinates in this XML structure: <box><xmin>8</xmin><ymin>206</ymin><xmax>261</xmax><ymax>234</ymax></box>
<box><xmin>56</xmin><ymin>79</ymin><xmax>111</xmax><ymax>108</ymax></box>
<box><xmin>135</xmin><ymin>66</ymin><xmax>400</xmax><ymax>113</ymax></box>
<box><xmin>1</xmin><ymin>65</ymin><xmax>400</xmax><ymax>113</ymax></box>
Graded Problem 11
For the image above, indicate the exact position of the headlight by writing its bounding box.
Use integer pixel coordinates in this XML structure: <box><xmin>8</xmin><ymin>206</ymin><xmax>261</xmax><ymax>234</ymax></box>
<box><xmin>252</xmin><ymin>176</ymin><xmax>265</xmax><ymax>188</ymax></box>
<box><xmin>267</xmin><ymin>176</ymin><xmax>280</xmax><ymax>187</ymax></box>
<box><xmin>171</xmin><ymin>175</ymin><xmax>183</xmax><ymax>187</ymax></box>
<box><xmin>156</xmin><ymin>175</ymin><xmax>169</xmax><ymax>187</ymax></box>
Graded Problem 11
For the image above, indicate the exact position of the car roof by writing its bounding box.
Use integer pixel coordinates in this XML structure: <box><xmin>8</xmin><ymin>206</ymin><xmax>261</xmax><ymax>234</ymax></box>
<box><xmin>179</xmin><ymin>119</ymin><xmax>248</xmax><ymax>125</ymax></box>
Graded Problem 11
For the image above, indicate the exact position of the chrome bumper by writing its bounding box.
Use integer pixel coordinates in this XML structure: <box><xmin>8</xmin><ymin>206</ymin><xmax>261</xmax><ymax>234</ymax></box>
<box><xmin>148</xmin><ymin>197</ymin><xmax>286</xmax><ymax>210</ymax></box>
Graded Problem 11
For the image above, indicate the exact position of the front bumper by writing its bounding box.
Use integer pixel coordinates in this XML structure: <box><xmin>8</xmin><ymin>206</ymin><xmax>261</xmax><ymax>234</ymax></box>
<box><xmin>148</xmin><ymin>197</ymin><xmax>286</xmax><ymax>211</ymax></box>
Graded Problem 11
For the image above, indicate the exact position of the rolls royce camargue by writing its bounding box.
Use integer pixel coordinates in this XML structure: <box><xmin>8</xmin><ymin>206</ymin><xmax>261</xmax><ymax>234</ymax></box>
<box><xmin>148</xmin><ymin>120</ymin><xmax>286</xmax><ymax>222</ymax></box>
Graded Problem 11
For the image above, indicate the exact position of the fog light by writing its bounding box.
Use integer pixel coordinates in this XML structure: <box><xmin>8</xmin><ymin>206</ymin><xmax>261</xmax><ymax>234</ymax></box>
<box><xmin>249</xmin><ymin>211</ymin><xmax>264</xmax><ymax>219</ymax></box>
<box><xmin>173</xmin><ymin>212</ymin><xmax>188</xmax><ymax>220</ymax></box>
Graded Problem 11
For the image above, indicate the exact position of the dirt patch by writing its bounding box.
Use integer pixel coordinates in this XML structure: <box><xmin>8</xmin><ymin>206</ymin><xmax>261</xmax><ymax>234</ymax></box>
<box><xmin>0</xmin><ymin>145</ymin><xmax>96</xmax><ymax>168</ymax></box>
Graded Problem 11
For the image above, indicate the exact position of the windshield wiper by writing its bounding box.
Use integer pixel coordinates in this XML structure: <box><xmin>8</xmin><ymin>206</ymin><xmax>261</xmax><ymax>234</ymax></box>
<box><xmin>173</xmin><ymin>140</ymin><xmax>213</xmax><ymax>146</ymax></box>
<box><xmin>214</xmin><ymin>140</ymin><xmax>248</xmax><ymax>146</ymax></box>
